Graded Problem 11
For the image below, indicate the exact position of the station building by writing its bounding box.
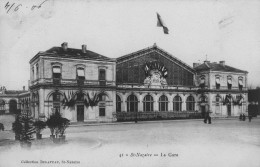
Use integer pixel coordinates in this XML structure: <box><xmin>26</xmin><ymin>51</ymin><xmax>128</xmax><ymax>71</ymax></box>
<box><xmin>0</xmin><ymin>42</ymin><xmax>249</xmax><ymax>123</ymax></box>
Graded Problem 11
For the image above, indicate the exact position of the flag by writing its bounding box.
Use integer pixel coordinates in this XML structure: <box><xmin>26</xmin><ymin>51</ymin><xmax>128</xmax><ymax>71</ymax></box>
<box><xmin>157</xmin><ymin>13</ymin><xmax>169</xmax><ymax>34</ymax></box>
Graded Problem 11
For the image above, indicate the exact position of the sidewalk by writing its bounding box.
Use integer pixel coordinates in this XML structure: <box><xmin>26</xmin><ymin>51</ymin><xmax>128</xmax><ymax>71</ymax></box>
<box><xmin>69</xmin><ymin>116</ymin><xmax>256</xmax><ymax>127</ymax></box>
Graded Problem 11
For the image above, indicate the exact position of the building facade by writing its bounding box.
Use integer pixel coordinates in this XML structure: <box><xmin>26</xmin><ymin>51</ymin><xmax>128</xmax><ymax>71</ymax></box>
<box><xmin>0</xmin><ymin>86</ymin><xmax>29</xmax><ymax>115</ymax></box>
<box><xmin>29</xmin><ymin>43</ymin><xmax>116</xmax><ymax>123</ymax></box>
<box><xmin>1</xmin><ymin>42</ymin><xmax>249</xmax><ymax>123</ymax></box>
<box><xmin>194</xmin><ymin>60</ymin><xmax>248</xmax><ymax>117</ymax></box>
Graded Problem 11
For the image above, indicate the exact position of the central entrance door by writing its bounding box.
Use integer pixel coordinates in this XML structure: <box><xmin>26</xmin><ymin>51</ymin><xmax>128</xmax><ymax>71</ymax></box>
<box><xmin>77</xmin><ymin>105</ymin><xmax>84</xmax><ymax>122</ymax></box>
<box><xmin>227</xmin><ymin>104</ymin><xmax>231</xmax><ymax>116</ymax></box>
<box><xmin>201</xmin><ymin>106</ymin><xmax>206</xmax><ymax>118</ymax></box>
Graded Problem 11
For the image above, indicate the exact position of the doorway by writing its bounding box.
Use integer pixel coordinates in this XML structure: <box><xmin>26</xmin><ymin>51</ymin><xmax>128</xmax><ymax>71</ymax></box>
<box><xmin>201</xmin><ymin>105</ymin><xmax>206</xmax><ymax>118</ymax></box>
<box><xmin>227</xmin><ymin>104</ymin><xmax>231</xmax><ymax>116</ymax></box>
<box><xmin>77</xmin><ymin>105</ymin><xmax>84</xmax><ymax>122</ymax></box>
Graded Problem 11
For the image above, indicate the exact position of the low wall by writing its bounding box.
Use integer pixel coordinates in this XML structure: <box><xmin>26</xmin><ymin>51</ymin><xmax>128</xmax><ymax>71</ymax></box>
<box><xmin>0</xmin><ymin>114</ymin><xmax>15</xmax><ymax>130</ymax></box>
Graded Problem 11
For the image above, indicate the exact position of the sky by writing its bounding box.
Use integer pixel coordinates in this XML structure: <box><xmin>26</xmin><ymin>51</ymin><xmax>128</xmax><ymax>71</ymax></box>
<box><xmin>0</xmin><ymin>0</ymin><xmax>260</xmax><ymax>90</ymax></box>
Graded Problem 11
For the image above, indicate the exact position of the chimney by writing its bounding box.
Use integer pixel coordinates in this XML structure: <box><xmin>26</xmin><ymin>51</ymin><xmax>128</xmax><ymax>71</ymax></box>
<box><xmin>82</xmin><ymin>44</ymin><xmax>87</xmax><ymax>53</ymax></box>
<box><xmin>193</xmin><ymin>63</ymin><xmax>201</xmax><ymax>68</ymax></box>
<box><xmin>23</xmin><ymin>86</ymin><xmax>25</xmax><ymax>91</ymax></box>
<box><xmin>219</xmin><ymin>61</ymin><xmax>225</xmax><ymax>66</ymax></box>
<box><xmin>61</xmin><ymin>42</ymin><xmax>68</xmax><ymax>51</ymax></box>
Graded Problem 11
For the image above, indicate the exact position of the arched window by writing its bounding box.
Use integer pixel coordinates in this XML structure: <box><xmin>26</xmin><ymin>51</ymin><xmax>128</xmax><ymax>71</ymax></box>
<box><xmin>9</xmin><ymin>99</ymin><xmax>17</xmax><ymax>114</ymax></box>
<box><xmin>186</xmin><ymin>95</ymin><xmax>195</xmax><ymax>111</ymax></box>
<box><xmin>116</xmin><ymin>95</ymin><xmax>121</xmax><ymax>112</ymax></box>
<box><xmin>0</xmin><ymin>99</ymin><xmax>5</xmax><ymax>113</ymax></box>
<box><xmin>52</xmin><ymin>92</ymin><xmax>62</xmax><ymax>112</ymax></box>
<box><xmin>143</xmin><ymin>95</ymin><xmax>154</xmax><ymax>112</ymax></box>
<box><xmin>159</xmin><ymin>95</ymin><xmax>168</xmax><ymax>112</ymax></box>
<box><xmin>173</xmin><ymin>96</ymin><xmax>182</xmax><ymax>111</ymax></box>
<box><xmin>127</xmin><ymin>94</ymin><xmax>138</xmax><ymax>112</ymax></box>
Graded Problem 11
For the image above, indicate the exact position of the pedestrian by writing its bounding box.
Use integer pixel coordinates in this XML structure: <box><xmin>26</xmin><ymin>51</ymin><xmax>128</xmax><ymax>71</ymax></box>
<box><xmin>242</xmin><ymin>114</ymin><xmax>246</xmax><ymax>121</ymax></box>
<box><xmin>0</xmin><ymin>123</ymin><xmax>4</xmax><ymax>131</ymax></box>
<box><xmin>204</xmin><ymin>112</ymin><xmax>208</xmax><ymax>124</ymax></box>
<box><xmin>239</xmin><ymin>114</ymin><xmax>242</xmax><ymax>121</ymax></box>
<box><xmin>208</xmin><ymin>115</ymin><xmax>211</xmax><ymax>124</ymax></box>
<box><xmin>248</xmin><ymin>114</ymin><xmax>252</xmax><ymax>122</ymax></box>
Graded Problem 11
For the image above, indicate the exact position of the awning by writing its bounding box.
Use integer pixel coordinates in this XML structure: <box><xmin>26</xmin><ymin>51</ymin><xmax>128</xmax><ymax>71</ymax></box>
<box><xmin>77</xmin><ymin>69</ymin><xmax>85</xmax><ymax>77</ymax></box>
<box><xmin>53</xmin><ymin>67</ymin><xmax>61</xmax><ymax>73</ymax></box>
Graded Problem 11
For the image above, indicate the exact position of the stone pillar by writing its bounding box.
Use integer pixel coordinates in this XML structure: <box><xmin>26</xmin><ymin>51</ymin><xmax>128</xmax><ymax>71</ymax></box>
<box><xmin>168</xmin><ymin>95</ymin><xmax>173</xmax><ymax>112</ymax></box>
<box><xmin>39</xmin><ymin>88</ymin><xmax>46</xmax><ymax>119</ymax></box>
<box><xmin>122</xmin><ymin>94</ymin><xmax>127</xmax><ymax>112</ymax></box>
<box><xmin>138</xmin><ymin>94</ymin><xmax>143</xmax><ymax>112</ymax></box>
<box><xmin>154</xmin><ymin>94</ymin><xmax>159</xmax><ymax>112</ymax></box>
<box><xmin>5</xmin><ymin>101</ymin><xmax>9</xmax><ymax>114</ymax></box>
<box><xmin>181</xmin><ymin>94</ymin><xmax>186</xmax><ymax>111</ymax></box>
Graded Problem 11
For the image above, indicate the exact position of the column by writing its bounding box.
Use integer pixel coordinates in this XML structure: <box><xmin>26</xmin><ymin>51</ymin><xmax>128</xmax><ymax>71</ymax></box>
<box><xmin>154</xmin><ymin>94</ymin><xmax>159</xmax><ymax>112</ymax></box>
<box><xmin>138</xmin><ymin>94</ymin><xmax>143</xmax><ymax>112</ymax></box>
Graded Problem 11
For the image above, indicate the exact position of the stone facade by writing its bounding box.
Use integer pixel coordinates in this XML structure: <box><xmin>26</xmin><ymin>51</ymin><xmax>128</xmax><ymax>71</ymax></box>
<box><xmin>1</xmin><ymin>43</ymin><xmax>249</xmax><ymax>123</ymax></box>
<box><xmin>29</xmin><ymin>43</ymin><xmax>116</xmax><ymax>123</ymax></box>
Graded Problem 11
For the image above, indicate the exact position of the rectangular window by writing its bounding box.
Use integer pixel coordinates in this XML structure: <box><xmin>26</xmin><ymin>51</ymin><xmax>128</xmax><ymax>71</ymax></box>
<box><xmin>216</xmin><ymin>77</ymin><xmax>220</xmax><ymax>89</ymax></box>
<box><xmin>32</xmin><ymin>67</ymin><xmax>34</xmax><ymax>81</ymax></box>
<box><xmin>200</xmin><ymin>78</ymin><xmax>205</xmax><ymax>88</ymax></box>
<box><xmin>53</xmin><ymin>67</ymin><xmax>61</xmax><ymax>84</ymax></box>
<box><xmin>36</xmin><ymin>65</ymin><xmax>39</xmax><ymax>79</ymax></box>
<box><xmin>77</xmin><ymin>68</ymin><xmax>85</xmax><ymax>77</ymax></box>
<box><xmin>99</xmin><ymin>69</ymin><xmax>106</xmax><ymax>85</ymax></box>
<box><xmin>239</xmin><ymin>79</ymin><xmax>243</xmax><ymax>91</ymax></box>
<box><xmin>227</xmin><ymin>78</ymin><xmax>232</xmax><ymax>90</ymax></box>
<box><xmin>99</xmin><ymin>107</ymin><xmax>105</xmax><ymax>116</ymax></box>
<box><xmin>77</xmin><ymin>68</ymin><xmax>85</xmax><ymax>85</ymax></box>
<box><xmin>98</xmin><ymin>94</ymin><xmax>106</xmax><ymax>101</ymax></box>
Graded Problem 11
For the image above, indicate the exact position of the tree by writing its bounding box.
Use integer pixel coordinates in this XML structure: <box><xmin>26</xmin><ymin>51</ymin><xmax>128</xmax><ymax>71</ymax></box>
<box><xmin>46</xmin><ymin>109</ymin><xmax>70</xmax><ymax>142</ymax></box>
<box><xmin>20</xmin><ymin>114</ymin><xmax>35</xmax><ymax>144</ymax></box>
<box><xmin>33</xmin><ymin>120</ymin><xmax>46</xmax><ymax>139</ymax></box>
<box><xmin>13</xmin><ymin>113</ymin><xmax>36</xmax><ymax>147</ymax></box>
<box><xmin>12</xmin><ymin>114</ymin><xmax>22</xmax><ymax>140</ymax></box>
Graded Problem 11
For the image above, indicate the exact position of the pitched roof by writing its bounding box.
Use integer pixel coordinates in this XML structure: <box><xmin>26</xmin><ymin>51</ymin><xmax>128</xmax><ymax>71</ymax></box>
<box><xmin>194</xmin><ymin>62</ymin><xmax>247</xmax><ymax>73</ymax></box>
<box><xmin>30</xmin><ymin>46</ymin><xmax>115</xmax><ymax>63</ymax></box>
<box><xmin>117</xmin><ymin>44</ymin><xmax>196</xmax><ymax>73</ymax></box>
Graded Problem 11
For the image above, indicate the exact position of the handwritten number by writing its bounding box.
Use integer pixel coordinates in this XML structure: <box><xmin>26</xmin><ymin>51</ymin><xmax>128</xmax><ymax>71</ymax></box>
<box><xmin>5</xmin><ymin>2</ymin><xmax>11</xmax><ymax>9</ymax></box>
<box><xmin>4</xmin><ymin>0</ymin><xmax>48</xmax><ymax>13</ymax></box>
<box><xmin>14</xmin><ymin>4</ymin><xmax>22</xmax><ymax>12</ymax></box>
